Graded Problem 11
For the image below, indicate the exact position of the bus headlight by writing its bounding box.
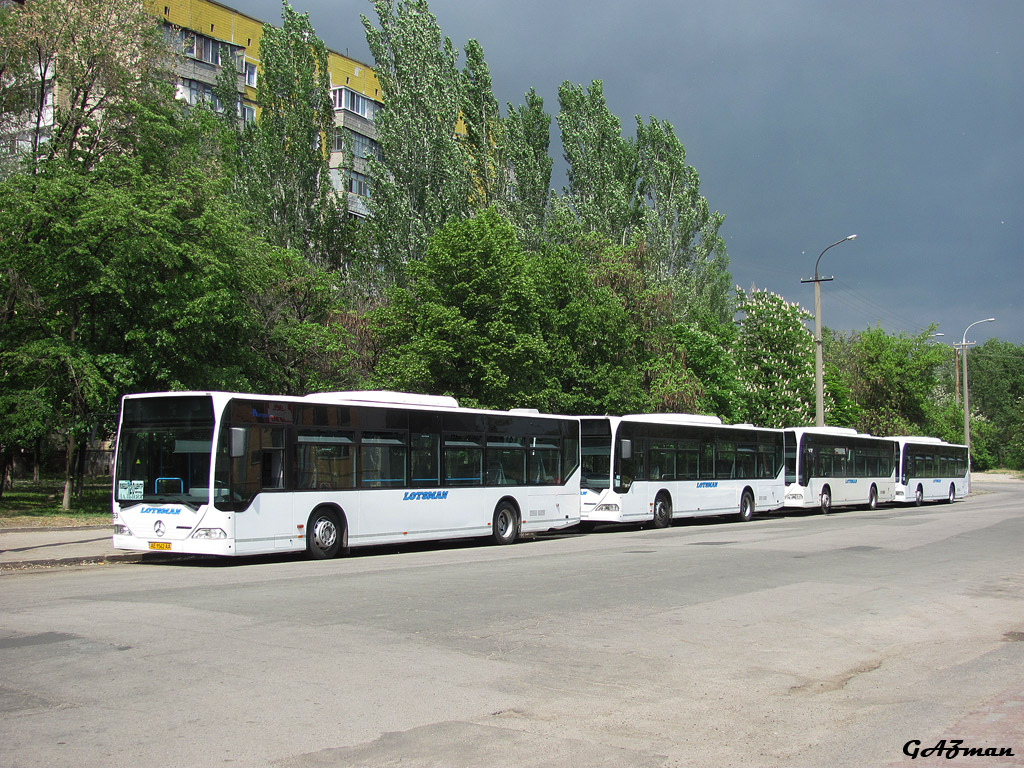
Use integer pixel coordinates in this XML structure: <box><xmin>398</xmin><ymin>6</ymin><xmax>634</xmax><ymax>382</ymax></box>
<box><xmin>113</xmin><ymin>524</ymin><xmax>133</xmax><ymax>536</ymax></box>
<box><xmin>192</xmin><ymin>528</ymin><xmax>227</xmax><ymax>540</ymax></box>
<box><xmin>595</xmin><ymin>503</ymin><xmax>620</xmax><ymax>513</ymax></box>
<box><xmin>785</xmin><ymin>493</ymin><xmax>804</xmax><ymax>501</ymax></box>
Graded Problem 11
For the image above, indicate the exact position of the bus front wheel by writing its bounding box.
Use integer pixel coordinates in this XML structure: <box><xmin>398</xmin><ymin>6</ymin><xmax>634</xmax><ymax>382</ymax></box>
<box><xmin>652</xmin><ymin>494</ymin><xmax>672</xmax><ymax>529</ymax></box>
<box><xmin>915</xmin><ymin>486</ymin><xmax>924</xmax><ymax>506</ymax></box>
<box><xmin>820</xmin><ymin>486</ymin><xmax>832</xmax><ymax>515</ymax></box>
<box><xmin>307</xmin><ymin>508</ymin><xmax>345</xmax><ymax>559</ymax></box>
<box><xmin>947</xmin><ymin>484</ymin><xmax>956</xmax><ymax>503</ymax></box>
<box><xmin>492</xmin><ymin>503</ymin><xmax>519</xmax><ymax>545</ymax></box>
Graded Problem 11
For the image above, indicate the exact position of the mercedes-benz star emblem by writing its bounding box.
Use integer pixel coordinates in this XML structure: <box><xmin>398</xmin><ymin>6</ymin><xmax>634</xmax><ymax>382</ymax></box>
<box><xmin>154</xmin><ymin>520</ymin><xmax>166</xmax><ymax>537</ymax></box>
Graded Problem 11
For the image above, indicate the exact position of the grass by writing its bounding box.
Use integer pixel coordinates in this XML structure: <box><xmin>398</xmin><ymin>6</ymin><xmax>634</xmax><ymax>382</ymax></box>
<box><xmin>0</xmin><ymin>477</ymin><xmax>111</xmax><ymax>528</ymax></box>
<box><xmin>979</xmin><ymin>468</ymin><xmax>1024</xmax><ymax>480</ymax></box>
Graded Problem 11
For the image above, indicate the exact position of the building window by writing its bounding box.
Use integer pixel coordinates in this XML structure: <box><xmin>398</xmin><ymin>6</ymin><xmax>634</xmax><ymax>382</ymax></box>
<box><xmin>242</xmin><ymin>105</ymin><xmax>256</xmax><ymax>124</ymax></box>
<box><xmin>350</xmin><ymin>131</ymin><xmax>380</xmax><ymax>160</ymax></box>
<box><xmin>196</xmin><ymin>35</ymin><xmax>219</xmax><ymax>65</ymax></box>
<box><xmin>182</xmin><ymin>32</ymin><xmax>237</xmax><ymax>67</ymax></box>
<box><xmin>244</xmin><ymin>62</ymin><xmax>257</xmax><ymax>88</ymax></box>
<box><xmin>331</xmin><ymin>87</ymin><xmax>380</xmax><ymax>121</ymax></box>
<box><xmin>177</xmin><ymin>78</ymin><xmax>220</xmax><ymax>111</ymax></box>
<box><xmin>333</xmin><ymin>129</ymin><xmax>380</xmax><ymax>160</ymax></box>
<box><xmin>347</xmin><ymin>170</ymin><xmax>371</xmax><ymax>198</ymax></box>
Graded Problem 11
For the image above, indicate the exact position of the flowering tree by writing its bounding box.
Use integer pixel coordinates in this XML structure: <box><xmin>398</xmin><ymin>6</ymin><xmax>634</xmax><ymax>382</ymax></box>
<box><xmin>0</xmin><ymin>0</ymin><xmax>172</xmax><ymax>171</ymax></box>
<box><xmin>735</xmin><ymin>288</ymin><xmax>815</xmax><ymax>427</ymax></box>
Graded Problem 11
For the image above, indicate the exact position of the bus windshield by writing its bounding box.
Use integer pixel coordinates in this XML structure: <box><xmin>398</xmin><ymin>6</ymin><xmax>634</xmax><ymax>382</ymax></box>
<box><xmin>114</xmin><ymin>395</ymin><xmax>216</xmax><ymax>509</ymax></box>
<box><xmin>581</xmin><ymin>437</ymin><xmax>612</xmax><ymax>491</ymax></box>
<box><xmin>784</xmin><ymin>443</ymin><xmax>797</xmax><ymax>485</ymax></box>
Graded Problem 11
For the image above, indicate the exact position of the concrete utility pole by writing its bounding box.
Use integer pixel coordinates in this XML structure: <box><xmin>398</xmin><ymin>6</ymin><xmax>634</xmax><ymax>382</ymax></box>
<box><xmin>802</xmin><ymin>235</ymin><xmax>857</xmax><ymax>427</ymax></box>
<box><xmin>960</xmin><ymin>317</ymin><xmax>995</xmax><ymax>491</ymax></box>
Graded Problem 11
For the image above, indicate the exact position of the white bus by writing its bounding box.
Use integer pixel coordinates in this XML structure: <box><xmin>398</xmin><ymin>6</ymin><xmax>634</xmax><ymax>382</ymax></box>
<box><xmin>579</xmin><ymin>414</ymin><xmax>785</xmax><ymax>528</ymax></box>
<box><xmin>893</xmin><ymin>436</ymin><xmax>968</xmax><ymax>505</ymax></box>
<box><xmin>111</xmin><ymin>391</ymin><xmax>580</xmax><ymax>558</ymax></box>
<box><xmin>783</xmin><ymin>427</ymin><xmax>896</xmax><ymax>513</ymax></box>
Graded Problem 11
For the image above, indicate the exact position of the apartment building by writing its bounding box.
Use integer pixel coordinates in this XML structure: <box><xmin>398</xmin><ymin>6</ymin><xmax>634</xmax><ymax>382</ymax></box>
<box><xmin>1</xmin><ymin>0</ymin><xmax>381</xmax><ymax>216</ymax></box>
<box><xmin>154</xmin><ymin>0</ymin><xmax>382</xmax><ymax>217</ymax></box>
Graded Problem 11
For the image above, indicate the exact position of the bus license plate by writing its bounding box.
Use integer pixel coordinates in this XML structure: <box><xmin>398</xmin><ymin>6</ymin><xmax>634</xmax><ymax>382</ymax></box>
<box><xmin>148</xmin><ymin>542</ymin><xmax>171</xmax><ymax>551</ymax></box>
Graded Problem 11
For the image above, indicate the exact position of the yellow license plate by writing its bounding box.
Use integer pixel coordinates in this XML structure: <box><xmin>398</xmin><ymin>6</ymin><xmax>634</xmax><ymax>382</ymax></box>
<box><xmin>148</xmin><ymin>542</ymin><xmax>171</xmax><ymax>551</ymax></box>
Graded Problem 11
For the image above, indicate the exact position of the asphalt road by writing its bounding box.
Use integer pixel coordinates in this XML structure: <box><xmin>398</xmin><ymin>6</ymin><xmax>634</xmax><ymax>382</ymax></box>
<box><xmin>2</xmin><ymin>481</ymin><xmax>1022</xmax><ymax>768</ymax></box>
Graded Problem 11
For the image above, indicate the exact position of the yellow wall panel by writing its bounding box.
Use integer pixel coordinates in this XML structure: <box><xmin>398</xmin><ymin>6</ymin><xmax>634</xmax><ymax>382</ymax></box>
<box><xmin>147</xmin><ymin>0</ymin><xmax>380</xmax><ymax>100</ymax></box>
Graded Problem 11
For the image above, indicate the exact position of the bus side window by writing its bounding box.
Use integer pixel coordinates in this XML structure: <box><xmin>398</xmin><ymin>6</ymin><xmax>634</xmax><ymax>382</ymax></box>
<box><xmin>411</xmin><ymin>432</ymin><xmax>440</xmax><ymax>486</ymax></box>
<box><xmin>260</xmin><ymin>428</ymin><xmax>286</xmax><ymax>489</ymax></box>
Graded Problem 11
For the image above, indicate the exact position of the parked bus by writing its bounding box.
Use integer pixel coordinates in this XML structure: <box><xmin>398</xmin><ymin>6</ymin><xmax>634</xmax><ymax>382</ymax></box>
<box><xmin>893</xmin><ymin>436</ymin><xmax>968</xmax><ymax>505</ymax></box>
<box><xmin>111</xmin><ymin>391</ymin><xmax>580</xmax><ymax>558</ymax></box>
<box><xmin>783</xmin><ymin>427</ymin><xmax>896</xmax><ymax>513</ymax></box>
<box><xmin>579</xmin><ymin>414</ymin><xmax>785</xmax><ymax>528</ymax></box>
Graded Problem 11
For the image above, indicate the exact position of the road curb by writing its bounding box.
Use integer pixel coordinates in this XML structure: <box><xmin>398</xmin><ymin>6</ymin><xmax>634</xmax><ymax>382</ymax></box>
<box><xmin>0</xmin><ymin>524</ymin><xmax>110</xmax><ymax>534</ymax></box>
<box><xmin>0</xmin><ymin>551</ymin><xmax>188</xmax><ymax>571</ymax></box>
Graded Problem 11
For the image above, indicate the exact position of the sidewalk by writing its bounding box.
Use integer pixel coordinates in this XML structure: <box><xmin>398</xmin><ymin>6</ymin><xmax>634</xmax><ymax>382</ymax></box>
<box><xmin>0</xmin><ymin>525</ymin><xmax>150</xmax><ymax>570</ymax></box>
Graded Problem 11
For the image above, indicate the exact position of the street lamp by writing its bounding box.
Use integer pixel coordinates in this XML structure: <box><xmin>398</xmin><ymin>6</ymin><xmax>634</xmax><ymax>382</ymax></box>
<box><xmin>802</xmin><ymin>234</ymin><xmax>857</xmax><ymax>427</ymax></box>
<box><xmin>961</xmin><ymin>317</ymin><xmax>995</xmax><ymax>489</ymax></box>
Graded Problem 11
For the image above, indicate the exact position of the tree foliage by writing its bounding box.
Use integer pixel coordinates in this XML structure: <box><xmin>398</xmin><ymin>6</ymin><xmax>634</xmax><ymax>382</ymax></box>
<box><xmin>501</xmin><ymin>88</ymin><xmax>553</xmax><ymax>243</ymax></box>
<box><xmin>370</xmin><ymin>208</ymin><xmax>549</xmax><ymax>409</ymax></box>
<box><xmin>1</xmin><ymin>84</ymin><xmax>352</xmax><ymax>503</ymax></box>
<box><xmin>557</xmin><ymin>80</ymin><xmax>638</xmax><ymax>244</ymax></box>
<box><xmin>0</xmin><ymin>0</ymin><xmax>172</xmax><ymax>171</ymax></box>
<box><xmin>237</xmin><ymin>1</ymin><xmax>341</xmax><ymax>267</ymax></box>
<box><xmin>962</xmin><ymin>339</ymin><xmax>1024</xmax><ymax>469</ymax></box>
<box><xmin>361</xmin><ymin>0</ymin><xmax>469</xmax><ymax>282</ymax></box>
<box><xmin>825</xmin><ymin>326</ymin><xmax>947</xmax><ymax>436</ymax></box>
<box><xmin>735</xmin><ymin>289</ymin><xmax>815</xmax><ymax>428</ymax></box>
<box><xmin>3</xmin><ymin>0</ymin><xmax>1023</xmax><ymax>504</ymax></box>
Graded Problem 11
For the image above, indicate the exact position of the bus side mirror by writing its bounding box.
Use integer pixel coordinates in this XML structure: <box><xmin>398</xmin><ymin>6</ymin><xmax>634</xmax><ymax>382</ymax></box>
<box><xmin>229</xmin><ymin>427</ymin><xmax>247</xmax><ymax>459</ymax></box>
<box><xmin>620</xmin><ymin>439</ymin><xmax>632</xmax><ymax>460</ymax></box>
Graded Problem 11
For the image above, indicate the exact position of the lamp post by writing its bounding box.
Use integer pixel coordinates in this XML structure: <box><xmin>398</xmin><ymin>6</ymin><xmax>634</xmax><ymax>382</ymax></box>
<box><xmin>802</xmin><ymin>234</ymin><xmax>857</xmax><ymax>427</ymax></box>
<box><xmin>961</xmin><ymin>317</ymin><xmax>995</xmax><ymax>489</ymax></box>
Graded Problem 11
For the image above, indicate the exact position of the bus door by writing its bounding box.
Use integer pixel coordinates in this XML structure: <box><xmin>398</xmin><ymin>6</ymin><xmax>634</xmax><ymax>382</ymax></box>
<box><xmin>230</xmin><ymin>423</ymin><xmax>296</xmax><ymax>551</ymax></box>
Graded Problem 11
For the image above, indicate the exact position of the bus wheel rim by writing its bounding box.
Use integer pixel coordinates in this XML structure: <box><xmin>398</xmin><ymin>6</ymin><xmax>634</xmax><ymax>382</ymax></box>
<box><xmin>313</xmin><ymin>517</ymin><xmax>337</xmax><ymax>550</ymax></box>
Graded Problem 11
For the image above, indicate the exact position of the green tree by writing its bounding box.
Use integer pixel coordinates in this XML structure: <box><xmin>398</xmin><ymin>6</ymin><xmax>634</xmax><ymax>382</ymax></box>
<box><xmin>0</xmin><ymin>91</ymin><xmax>354</xmax><ymax>506</ymax></box>
<box><xmin>634</xmin><ymin>116</ymin><xmax>731</xmax><ymax>325</ymax></box>
<box><xmin>821</xmin><ymin>329</ymin><xmax>864</xmax><ymax>429</ymax></box>
<box><xmin>237</xmin><ymin>0</ymin><xmax>341</xmax><ymax>267</ymax></box>
<box><xmin>362</xmin><ymin>0</ymin><xmax>470</xmax><ymax>283</ymax></box>
<box><xmin>965</xmin><ymin>339</ymin><xmax>1024</xmax><ymax>469</ymax></box>
<box><xmin>735</xmin><ymin>288</ymin><xmax>815</xmax><ymax>428</ymax></box>
<box><xmin>460</xmin><ymin>39</ymin><xmax>504</xmax><ymax>212</ymax></box>
<box><xmin>529</xmin><ymin>235</ymin><xmax>649</xmax><ymax>415</ymax></box>
<box><xmin>833</xmin><ymin>326</ymin><xmax>947</xmax><ymax>436</ymax></box>
<box><xmin>502</xmin><ymin>88</ymin><xmax>553</xmax><ymax>244</ymax></box>
<box><xmin>556</xmin><ymin>80</ymin><xmax>638</xmax><ymax>244</ymax></box>
<box><xmin>669</xmin><ymin>322</ymin><xmax>744</xmax><ymax>420</ymax></box>
<box><xmin>0</xmin><ymin>0</ymin><xmax>172</xmax><ymax>170</ymax></box>
<box><xmin>370</xmin><ymin>208</ymin><xmax>549</xmax><ymax>409</ymax></box>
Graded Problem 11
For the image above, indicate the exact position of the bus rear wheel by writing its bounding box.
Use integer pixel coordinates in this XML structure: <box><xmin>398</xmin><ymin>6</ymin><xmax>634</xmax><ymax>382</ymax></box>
<box><xmin>947</xmin><ymin>484</ymin><xmax>956</xmax><ymax>503</ymax></box>
<box><xmin>737</xmin><ymin>490</ymin><xmax>754</xmax><ymax>522</ymax></box>
<box><xmin>492</xmin><ymin>503</ymin><xmax>519</xmax><ymax>545</ymax></box>
<box><xmin>915</xmin><ymin>486</ymin><xmax>924</xmax><ymax>506</ymax></box>
<box><xmin>820</xmin><ymin>486</ymin><xmax>832</xmax><ymax>515</ymax></box>
<box><xmin>307</xmin><ymin>508</ymin><xmax>344</xmax><ymax>559</ymax></box>
<box><xmin>867</xmin><ymin>485</ymin><xmax>878</xmax><ymax>510</ymax></box>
